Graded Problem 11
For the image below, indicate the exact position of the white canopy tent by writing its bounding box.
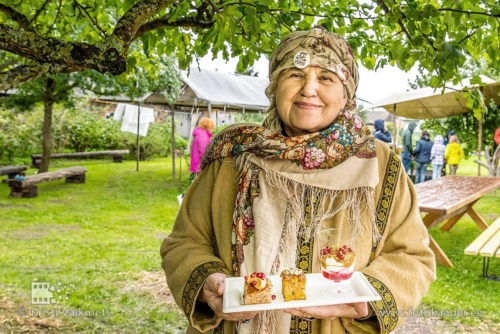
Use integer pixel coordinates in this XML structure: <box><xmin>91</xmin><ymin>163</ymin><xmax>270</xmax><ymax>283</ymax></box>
<box><xmin>363</xmin><ymin>75</ymin><xmax>500</xmax><ymax>175</ymax></box>
<box><xmin>143</xmin><ymin>67</ymin><xmax>270</xmax><ymax>114</ymax></box>
<box><xmin>364</xmin><ymin>75</ymin><xmax>500</xmax><ymax>120</ymax></box>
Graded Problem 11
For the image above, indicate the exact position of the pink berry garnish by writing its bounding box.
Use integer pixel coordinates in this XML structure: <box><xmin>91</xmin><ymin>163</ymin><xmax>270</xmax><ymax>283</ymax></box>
<box><xmin>272</xmin><ymin>295</ymin><xmax>276</xmax><ymax>300</ymax></box>
<box><xmin>251</xmin><ymin>280</ymin><xmax>257</xmax><ymax>286</ymax></box>
<box><xmin>250</xmin><ymin>273</ymin><xmax>256</xmax><ymax>278</ymax></box>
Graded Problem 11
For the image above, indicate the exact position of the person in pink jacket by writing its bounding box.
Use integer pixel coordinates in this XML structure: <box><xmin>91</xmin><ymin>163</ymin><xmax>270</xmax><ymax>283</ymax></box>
<box><xmin>190</xmin><ymin>117</ymin><xmax>215</xmax><ymax>179</ymax></box>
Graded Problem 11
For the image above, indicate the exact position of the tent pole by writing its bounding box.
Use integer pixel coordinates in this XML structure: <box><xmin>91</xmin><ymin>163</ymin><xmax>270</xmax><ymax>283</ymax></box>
<box><xmin>478</xmin><ymin>116</ymin><xmax>483</xmax><ymax>176</ymax></box>
<box><xmin>136</xmin><ymin>102</ymin><xmax>141</xmax><ymax>172</ymax></box>
<box><xmin>392</xmin><ymin>104</ymin><xmax>398</xmax><ymax>153</ymax></box>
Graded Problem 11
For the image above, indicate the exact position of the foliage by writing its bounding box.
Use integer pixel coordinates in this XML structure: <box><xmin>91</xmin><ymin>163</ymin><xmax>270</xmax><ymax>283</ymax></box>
<box><xmin>84</xmin><ymin>53</ymin><xmax>183</xmax><ymax>105</ymax></box>
<box><xmin>56</xmin><ymin>109</ymin><xmax>123</xmax><ymax>153</ymax></box>
<box><xmin>0</xmin><ymin>108</ymin><xmax>39</xmax><ymax>162</ymax></box>
<box><xmin>420</xmin><ymin>101</ymin><xmax>500</xmax><ymax>156</ymax></box>
<box><xmin>1</xmin><ymin>0</ymin><xmax>500</xmax><ymax>101</ymax></box>
<box><xmin>234</xmin><ymin>112</ymin><xmax>266</xmax><ymax>125</ymax></box>
<box><xmin>0</xmin><ymin>101</ymin><xmax>183</xmax><ymax>164</ymax></box>
<box><xmin>121</xmin><ymin>121</ymin><xmax>187</xmax><ymax>161</ymax></box>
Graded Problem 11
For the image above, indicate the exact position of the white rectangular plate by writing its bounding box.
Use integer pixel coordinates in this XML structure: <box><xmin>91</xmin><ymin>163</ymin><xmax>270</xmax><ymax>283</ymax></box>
<box><xmin>223</xmin><ymin>272</ymin><xmax>381</xmax><ymax>313</ymax></box>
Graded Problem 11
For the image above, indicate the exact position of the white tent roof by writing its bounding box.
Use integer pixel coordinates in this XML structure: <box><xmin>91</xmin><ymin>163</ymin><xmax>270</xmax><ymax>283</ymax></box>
<box><xmin>362</xmin><ymin>75</ymin><xmax>500</xmax><ymax>119</ymax></box>
<box><xmin>179</xmin><ymin>68</ymin><xmax>270</xmax><ymax>110</ymax></box>
<box><xmin>76</xmin><ymin>67</ymin><xmax>270</xmax><ymax>111</ymax></box>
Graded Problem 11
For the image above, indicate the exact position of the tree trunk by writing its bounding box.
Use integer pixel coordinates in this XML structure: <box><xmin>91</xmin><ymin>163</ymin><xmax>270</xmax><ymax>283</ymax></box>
<box><xmin>39</xmin><ymin>78</ymin><xmax>56</xmax><ymax>173</ymax></box>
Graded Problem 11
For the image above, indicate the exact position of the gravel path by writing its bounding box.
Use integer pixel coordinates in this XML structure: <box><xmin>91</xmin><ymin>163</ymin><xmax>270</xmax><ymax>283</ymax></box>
<box><xmin>394</xmin><ymin>315</ymin><xmax>500</xmax><ymax>334</ymax></box>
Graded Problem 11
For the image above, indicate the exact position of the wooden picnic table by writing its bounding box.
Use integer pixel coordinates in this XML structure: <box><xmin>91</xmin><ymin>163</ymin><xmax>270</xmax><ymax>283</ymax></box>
<box><xmin>414</xmin><ymin>175</ymin><xmax>500</xmax><ymax>267</ymax></box>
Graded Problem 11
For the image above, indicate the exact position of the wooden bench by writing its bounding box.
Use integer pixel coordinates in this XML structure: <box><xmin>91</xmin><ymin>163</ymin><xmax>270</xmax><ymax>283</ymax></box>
<box><xmin>464</xmin><ymin>217</ymin><xmax>500</xmax><ymax>280</ymax></box>
<box><xmin>2</xmin><ymin>166</ymin><xmax>87</xmax><ymax>198</ymax></box>
<box><xmin>31</xmin><ymin>150</ymin><xmax>129</xmax><ymax>168</ymax></box>
<box><xmin>0</xmin><ymin>165</ymin><xmax>28</xmax><ymax>179</ymax></box>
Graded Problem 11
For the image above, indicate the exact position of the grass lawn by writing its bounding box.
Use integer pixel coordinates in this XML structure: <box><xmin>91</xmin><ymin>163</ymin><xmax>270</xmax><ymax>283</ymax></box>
<box><xmin>0</xmin><ymin>155</ymin><xmax>499</xmax><ymax>333</ymax></box>
<box><xmin>0</xmin><ymin>158</ymin><xmax>188</xmax><ymax>333</ymax></box>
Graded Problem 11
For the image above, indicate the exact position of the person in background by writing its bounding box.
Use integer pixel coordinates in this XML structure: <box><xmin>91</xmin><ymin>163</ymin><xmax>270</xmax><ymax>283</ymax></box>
<box><xmin>161</xmin><ymin>26</ymin><xmax>435</xmax><ymax>334</ymax></box>
<box><xmin>494</xmin><ymin>127</ymin><xmax>500</xmax><ymax>145</ymax></box>
<box><xmin>373</xmin><ymin>119</ymin><xmax>392</xmax><ymax>143</ymax></box>
<box><xmin>412</xmin><ymin>130</ymin><xmax>433</xmax><ymax>183</ymax></box>
<box><xmin>430</xmin><ymin>135</ymin><xmax>446</xmax><ymax>180</ymax></box>
<box><xmin>189</xmin><ymin>117</ymin><xmax>215</xmax><ymax>182</ymax></box>
<box><xmin>443</xmin><ymin>130</ymin><xmax>455</xmax><ymax>146</ymax></box>
<box><xmin>401</xmin><ymin>121</ymin><xmax>417</xmax><ymax>173</ymax></box>
<box><xmin>444</xmin><ymin>134</ymin><xmax>465</xmax><ymax>175</ymax></box>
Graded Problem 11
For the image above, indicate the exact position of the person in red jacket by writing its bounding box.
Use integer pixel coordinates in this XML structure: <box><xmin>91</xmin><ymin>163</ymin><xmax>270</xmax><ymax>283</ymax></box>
<box><xmin>189</xmin><ymin>117</ymin><xmax>215</xmax><ymax>181</ymax></box>
<box><xmin>494</xmin><ymin>127</ymin><xmax>500</xmax><ymax>145</ymax></box>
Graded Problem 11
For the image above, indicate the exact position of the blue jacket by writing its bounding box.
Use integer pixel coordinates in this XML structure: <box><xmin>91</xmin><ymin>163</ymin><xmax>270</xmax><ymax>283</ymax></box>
<box><xmin>373</xmin><ymin>119</ymin><xmax>392</xmax><ymax>143</ymax></box>
<box><xmin>413</xmin><ymin>134</ymin><xmax>433</xmax><ymax>163</ymax></box>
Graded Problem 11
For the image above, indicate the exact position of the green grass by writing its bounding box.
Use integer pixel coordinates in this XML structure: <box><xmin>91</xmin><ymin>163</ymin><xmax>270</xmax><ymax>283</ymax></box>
<box><xmin>0</xmin><ymin>155</ymin><xmax>499</xmax><ymax>332</ymax></box>
<box><xmin>0</xmin><ymin>158</ymin><xmax>189</xmax><ymax>333</ymax></box>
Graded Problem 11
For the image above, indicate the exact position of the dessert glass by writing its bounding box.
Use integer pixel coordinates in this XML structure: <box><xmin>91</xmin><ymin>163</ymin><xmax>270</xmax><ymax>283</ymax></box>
<box><xmin>317</xmin><ymin>228</ymin><xmax>356</xmax><ymax>297</ymax></box>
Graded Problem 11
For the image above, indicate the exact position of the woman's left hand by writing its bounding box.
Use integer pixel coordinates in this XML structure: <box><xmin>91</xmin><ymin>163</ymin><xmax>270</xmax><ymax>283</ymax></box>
<box><xmin>282</xmin><ymin>301</ymin><xmax>371</xmax><ymax>320</ymax></box>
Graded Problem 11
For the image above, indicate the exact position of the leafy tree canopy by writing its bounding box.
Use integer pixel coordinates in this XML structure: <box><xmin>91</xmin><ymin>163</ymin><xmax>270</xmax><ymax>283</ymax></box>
<box><xmin>1</xmin><ymin>0</ymin><xmax>500</xmax><ymax>94</ymax></box>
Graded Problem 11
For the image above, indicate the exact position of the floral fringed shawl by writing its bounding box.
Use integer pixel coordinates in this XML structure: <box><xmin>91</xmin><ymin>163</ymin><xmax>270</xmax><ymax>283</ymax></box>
<box><xmin>200</xmin><ymin>110</ymin><xmax>378</xmax><ymax>333</ymax></box>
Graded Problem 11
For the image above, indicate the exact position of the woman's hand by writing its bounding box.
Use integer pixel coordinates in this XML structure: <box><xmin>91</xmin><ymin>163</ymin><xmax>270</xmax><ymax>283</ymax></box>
<box><xmin>198</xmin><ymin>273</ymin><xmax>258</xmax><ymax>323</ymax></box>
<box><xmin>282</xmin><ymin>301</ymin><xmax>371</xmax><ymax>320</ymax></box>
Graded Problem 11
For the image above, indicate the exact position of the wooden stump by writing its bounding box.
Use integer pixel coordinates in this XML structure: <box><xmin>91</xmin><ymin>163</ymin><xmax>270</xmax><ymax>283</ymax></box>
<box><xmin>10</xmin><ymin>185</ymin><xmax>38</xmax><ymax>198</ymax></box>
<box><xmin>112</xmin><ymin>155</ymin><xmax>123</xmax><ymax>163</ymax></box>
<box><xmin>66</xmin><ymin>174</ymin><xmax>85</xmax><ymax>183</ymax></box>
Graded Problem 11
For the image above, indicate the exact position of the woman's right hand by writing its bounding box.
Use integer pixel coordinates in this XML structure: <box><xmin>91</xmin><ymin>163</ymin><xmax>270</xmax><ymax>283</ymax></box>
<box><xmin>199</xmin><ymin>273</ymin><xmax>258</xmax><ymax>323</ymax></box>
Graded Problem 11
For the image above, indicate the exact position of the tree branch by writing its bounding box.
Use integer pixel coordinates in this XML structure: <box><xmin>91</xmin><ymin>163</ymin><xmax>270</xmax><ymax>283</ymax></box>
<box><xmin>0</xmin><ymin>57</ymin><xmax>21</xmax><ymax>72</ymax></box>
<box><xmin>47</xmin><ymin>0</ymin><xmax>63</xmax><ymax>33</ymax></box>
<box><xmin>73</xmin><ymin>0</ymin><xmax>108</xmax><ymax>38</ymax></box>
<box><xmin>439</xmin><ymin>8</ymin><xmax>500</xmax><ymax>18</ymax></box>
<box><xmin>134</xmin><ymin>16</ymin><xmax>214</xmax><ymax>39</ymax></box>
<box><xmin>31</xmin><ymin>0</ymin><xmax>52</xmax><ymax>24</ymax></box>
<box><xmin>375</xmin><ymin>0</ymin><xmax>413</xmax><ymax>44</ymax></box>
<box><xmin>0</xmin><ymin>3</ymin><xmax>33</xmax><ymax>31</ymax></box>
<box><xmin>0</xmin><ymin>63</ymin><xmax>84</xmax><ymax>91</ymax></box>
<box><xmin>53</xmin><ymin>81</ymin><xmax>79</xmax><ymax>100</ymax></box>
<box><xmin>113</xmin><ymin>0</ymin><xmax>173</xmax><ymax>45</ymax></box>
<box><xmin>0</xmin><ymin>24</ymin><xmax>126</xmax><ymax>76</ymax></box>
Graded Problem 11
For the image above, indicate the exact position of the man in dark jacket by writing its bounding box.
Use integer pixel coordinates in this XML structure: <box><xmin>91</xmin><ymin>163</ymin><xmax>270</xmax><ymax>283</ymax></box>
<box><xmin>413</xmin><ymin>130</ymin><xmax>433</xmax><ymax>183</ymax></box>
<box><xmin>373</xmin><ymin>119</ymin><xmax>392</xmax><ymax>143</ymax></box>
<box><xmin>401</xmin><ymin>121</ymin><xmax>417</xmax><ymax>173</ymax></box>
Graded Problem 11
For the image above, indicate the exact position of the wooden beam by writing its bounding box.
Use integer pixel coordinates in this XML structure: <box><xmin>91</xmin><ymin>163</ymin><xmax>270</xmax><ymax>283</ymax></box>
<box><xmin>31</xmin><ymin>150</ymin><xmax>129</xmax><ymax>159</ymax></box>
<box><xmin>4</xmin><ymin>166</ymin><xmax>87</xmax><ymax>188</ymax></box>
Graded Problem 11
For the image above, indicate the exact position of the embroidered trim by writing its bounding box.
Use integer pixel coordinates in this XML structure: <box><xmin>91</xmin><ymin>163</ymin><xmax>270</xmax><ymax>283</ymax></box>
<box><xmin>364</xmin><ymin>274</ymin><xmax>398</xmax><ymax>333</ymax></box>
<box><xmin>370</xmin><ymin>151</ymin><xmax>400</xmax><ymax>261</ymax></box>
<box><xmin>289</xmin><ymin>195</ymin><xmax>318</xmax><ymax>334</ymax></box>
<box><xmin>182</xmin><ymin>262</ymin><xmax>231</xmax><ymax>317</ymax></box>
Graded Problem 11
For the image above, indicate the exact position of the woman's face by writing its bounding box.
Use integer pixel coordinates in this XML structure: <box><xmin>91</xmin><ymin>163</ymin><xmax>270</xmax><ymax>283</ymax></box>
<box><xmin>275</xmin><ymin>66</ymin><xmax>348</xmax><ymax>137</ymax></box>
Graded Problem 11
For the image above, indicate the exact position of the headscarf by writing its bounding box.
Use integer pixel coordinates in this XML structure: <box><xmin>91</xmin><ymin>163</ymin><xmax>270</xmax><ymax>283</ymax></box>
<box><xmin>263</xmin><ymin>26</ymin><xmax>359</xmax><ymax>132</ymax></box>
<box><xmin>200</xmin><ymin>27</ymin><xmax>378</xmax><ymax>334</ymax></box>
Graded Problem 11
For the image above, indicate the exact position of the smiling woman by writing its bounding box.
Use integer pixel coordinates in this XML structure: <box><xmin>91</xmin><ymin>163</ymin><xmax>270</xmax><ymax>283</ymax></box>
<box><xmin>275</xmin><ymin>67</ymin><xmax>348</xmax><ymax>136</ymax></box>
<box><xmin>161</xmin><ymin>26</ymin><xmax>436</xmax><ymax>334</ymax></box>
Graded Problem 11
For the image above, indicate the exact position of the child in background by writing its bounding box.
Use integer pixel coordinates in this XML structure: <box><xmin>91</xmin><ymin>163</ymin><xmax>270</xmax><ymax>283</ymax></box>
<box><xmin>430</xmin><ymin>135</ymin><xmax>445</xmax><ymax>179</ymax></box>
<box><xmin>444</xmin><ymin>134</ymin><xmax>465</xmax><ymax>175</ymax></box>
